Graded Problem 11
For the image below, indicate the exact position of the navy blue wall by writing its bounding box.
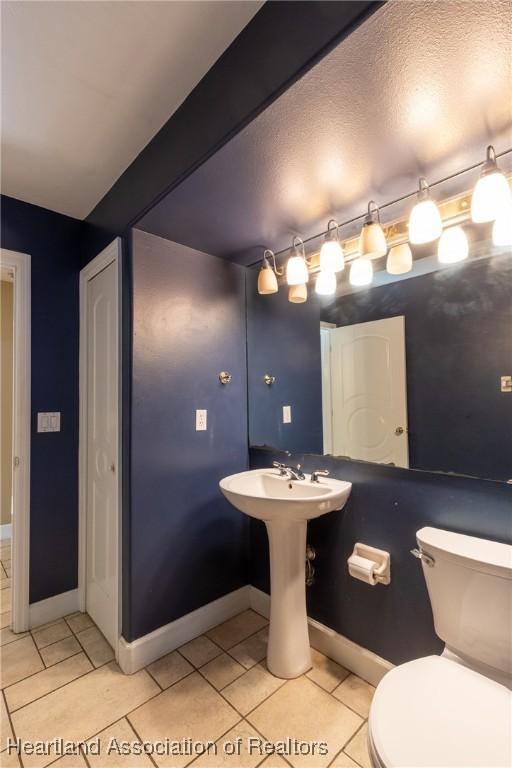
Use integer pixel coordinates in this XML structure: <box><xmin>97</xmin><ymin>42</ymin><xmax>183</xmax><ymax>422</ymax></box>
<box><xmin>0</xmin><ymin>195</ymin><xmax>82</xmax><ymax>602</ymax></box>
<box><xmin>249</xmin><ymin>446</ymin><xmax>512</xmax><ymax>666</ymax></box>
<box><xmin>323</xmin><ymin>255</ymin><xmax>512</xmax><ymax>481</ymax></box>
<box><xmin>128</xmin><ymin>229</ymin><xmax>249</xmax><ymax>641</ymax></box>
<box><xmin>247</xmin><ymin>271</ymin><xmax>323</xmax><ymax>454</ymax></box>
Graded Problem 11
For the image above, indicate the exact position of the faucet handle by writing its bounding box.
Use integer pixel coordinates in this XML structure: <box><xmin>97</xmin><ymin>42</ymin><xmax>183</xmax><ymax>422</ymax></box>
<box><xmin>272</xmin><ymin>461</ymin><xmax>287</xmax><ymax>475</ymax></box>
<box><xmin>311</xmin><ymin>469</ymin><xmax>330</xmax><ymax>483</ymax></box>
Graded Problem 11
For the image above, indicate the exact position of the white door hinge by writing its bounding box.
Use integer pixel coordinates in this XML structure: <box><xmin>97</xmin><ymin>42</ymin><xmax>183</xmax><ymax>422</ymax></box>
<box><xmin>13</xmin><ymin>456</ymin><xmax>20</xmax><ymax>467</ymax></box>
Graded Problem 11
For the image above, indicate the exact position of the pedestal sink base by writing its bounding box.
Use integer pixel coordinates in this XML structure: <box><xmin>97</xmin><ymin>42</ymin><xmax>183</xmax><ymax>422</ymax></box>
<box><xmin>266</xmin><ymin>519</ymin><xmax>312</xmax><ymax>679</ymax></box>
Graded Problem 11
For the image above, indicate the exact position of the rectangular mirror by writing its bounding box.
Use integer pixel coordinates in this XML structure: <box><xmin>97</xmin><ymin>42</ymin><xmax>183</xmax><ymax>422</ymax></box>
<box><xmin>247</xmin><ymin>239</ymin><xmax>511</xmax><ymax>483</ymax></box>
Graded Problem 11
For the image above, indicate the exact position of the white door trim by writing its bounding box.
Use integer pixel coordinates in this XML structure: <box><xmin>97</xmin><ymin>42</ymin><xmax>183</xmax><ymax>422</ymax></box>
<box><xmin>0</xmin><ymin>248</ymin><xmax>31</xmax><ymax>632</ymax></box>
<box><xmin>79</xmin><ymin>238</ymin><xmax>122</xmax><ymax>659</ymax></box>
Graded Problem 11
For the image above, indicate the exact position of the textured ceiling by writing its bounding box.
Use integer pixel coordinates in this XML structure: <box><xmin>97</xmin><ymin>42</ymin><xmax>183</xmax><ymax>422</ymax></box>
<box><xmin>0</xmin><ymin>0</ymin><xmax>262</xmax><ymax>219</ymax></box>
<box><xmin>138</xmin><ymin>0</ymin><xmax>512</xmax><ymax>263</ymax></box>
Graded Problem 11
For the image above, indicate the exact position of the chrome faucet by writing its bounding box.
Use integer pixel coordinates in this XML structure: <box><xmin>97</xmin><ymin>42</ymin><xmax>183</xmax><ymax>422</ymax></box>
<box><xmin>272</xmin><ymin>461</ymin><xmax>306</xmax><ymax>481</ymax></box>
<box><xmin>310</xmin><ymin>469</ymin><xmax>330</xmax><ymax>483</ymax></box>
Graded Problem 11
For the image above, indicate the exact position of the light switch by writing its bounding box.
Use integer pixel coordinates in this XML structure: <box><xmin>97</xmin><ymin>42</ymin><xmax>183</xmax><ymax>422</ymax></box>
<box><xmin>37</xmin><ymin>412</ymin><xmax>61</xmax><ymax>432</ymax></box>
<box><xmin>196</xmin><ymin>409</ymin><xmax>207</xmax><ymax>431</ymax></box>
<box><xmin>501</xmin><ymin>376</ymin><xmax>512</xmax><ymax>392</ymax></box>
<box><xmin>283</xmin><ymin>405</ymin><xmax>292</xmax><ymax>424</ymax></box>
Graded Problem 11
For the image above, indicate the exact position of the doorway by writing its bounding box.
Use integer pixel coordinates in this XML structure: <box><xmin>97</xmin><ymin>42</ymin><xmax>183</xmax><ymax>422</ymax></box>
<box><xmin>79</xmin><ymin>239</ymin><xmax>121</xmax><ymax>654</ymax></box>
<box><xmin>0</xmin><ymin>250</ymin><xmax>31</xmax><ymax>632</ymax></box>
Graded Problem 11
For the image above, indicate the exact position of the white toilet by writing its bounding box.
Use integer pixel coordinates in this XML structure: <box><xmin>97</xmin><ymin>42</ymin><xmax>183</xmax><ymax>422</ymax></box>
<box><xmin>368</xmin><ymin>526</ymin><xmax>512</xmax><ymax>768</ymax></box>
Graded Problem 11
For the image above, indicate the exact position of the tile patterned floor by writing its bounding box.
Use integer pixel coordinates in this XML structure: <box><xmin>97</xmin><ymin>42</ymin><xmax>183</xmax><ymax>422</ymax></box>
<box><xmin>0</xmin><ymin>552</ymin><xmax>374</xmax><ymax>768</ymax></box>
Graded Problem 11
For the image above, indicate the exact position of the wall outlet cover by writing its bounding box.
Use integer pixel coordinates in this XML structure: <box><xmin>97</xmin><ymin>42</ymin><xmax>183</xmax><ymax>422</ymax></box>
<box><xmin>283</xmin><ymin>405</ymin><xmax>292</xmax><ymax>424</ymax></box>
<box><xmin>196</xmin><ymin>409</ymin><xmax>207</xmax><ymax>431</ymax></box>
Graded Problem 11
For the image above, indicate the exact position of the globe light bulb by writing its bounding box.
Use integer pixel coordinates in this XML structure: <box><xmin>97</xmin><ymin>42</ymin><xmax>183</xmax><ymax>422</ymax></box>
<box><xmin>386</xmin><ymin>243</ymin><xmax>413</xmax><ymax>275</ymax></box>
<box><xmin>492</xmin><ymin>202</ymin><xmax>512</xmax><ymax>247</ymax></box>
<box><xmin>409</xmin><ymin>179</ymin><xmax>443</xmax><ymax>245</ymax></box>
<box><xmin>471</xmin><ymin>146</ymin><xmax>511</xmax><ymax>223</ymax></box>
<box><xmin>315</xmin><ymin>270</ymin><xmax>337</xmax><ymax>296</ymax></box>
<box><xmin>349</xmin><ymin>257</ymin><xmax>373</xmax><ymax>287</ymax></box>
<box><xmin>288</xmin><ymin>283</ymin><xmax>307</xmax><ymax>303</ymax></box>
<box><xmin>437</xmin><ymin>226</ymin><xmax>469</xmax><ymax>264</ymax></box>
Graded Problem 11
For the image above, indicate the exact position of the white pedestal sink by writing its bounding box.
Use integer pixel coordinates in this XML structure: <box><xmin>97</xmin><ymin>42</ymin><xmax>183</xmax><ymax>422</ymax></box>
<box><xmin>220</xmin><ymin>468</ymin><xmax>352</xmax><ymax>679</ymax></box>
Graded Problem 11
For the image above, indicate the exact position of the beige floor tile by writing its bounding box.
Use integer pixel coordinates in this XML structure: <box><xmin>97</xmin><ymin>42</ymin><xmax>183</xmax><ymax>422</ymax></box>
<box><xmin>11</xmin><ymin>662</ymin><xmax>159</xmax><ymax>768</ymax></box>
<box><xmin>5</xmin><ymin>652</ymin><xmax>92</xmax><ymax>712</ymax></box>
<box><xmin>305</xmin><ymin>649</ymin><xmax>349</xmax><ymax>693</ymax></box>
<box><xmin>0</xmin><ymin>636</ymin><xmax>44</xmax><ymax>689</ymax></box>
<box><xmin>49</xmin><ymin>754</ymin><xmax>88</xmax><ymax>768</ymax></box>
<box><xmin>247</xmin><ymin>677</ymin><xmax>362</xmax><ymax>768</ymax></box>
<box><xmin>1</xmin><ymin>692</ymin><xmax>14</xmax><ymax>751</ymax></box>
<box><xmin>147</xmin><ymin>650</ymin><xmax>193</xmax><ymax>690</ymax></box>
<box><xmin>222</xmin><ymin>663</ymin><xmax>285</xmax><ymax>716</ymax></box>
<box><xmin>40</xmin><ymin>636</ymin><xmax>81</xmax><ymax>667</ymax></box>
<box><xmin>206</xmin><ymin>611</ymin><xmax>268</xmax><ymax>650</ymax></box>
<box><xmin>200</xmin><ymin>653</ymin><xmax>245</xmax><ymax>690</ymax></box>
<box><xmin>32</xmin><ymin>619</ymin><xmax>72</xmax><ymax>649</ymax></box>
<box><xmin>259</xmin><ymin>757</ymin><xmax>289</xmax><ymax>768</ymax></box>
<box><xmin>179</xmin><ymin>635</ymin><xmax>222</xmax><ymax>668</ymax></box>
<box><xmin>65</xmin><ymin>613</ymin><xmax>94</xmax><ymax>635</ymax></box>
<box><xmin>0</xmin><ymin>748</ymin><xmax>22</xmax><ymax>767</ymax></box>
<box><xmin>344</xmin><ymin>724</ymin><xmax>371</xmax><ymax>768</ymax></box>
<box><xmin>0</xmin><ymin>614</ymin><xmax>11</xmax><ymax>631</ymax></box>
<box><xmin>229</xmin><ymin>627</ymin><xmax>268</xmax><ymax>669</ymax></box>
<box><xmin>86</xmin><ymin>717</ymin><xmax>154</xmax><ymax>768</ymax></box>
<box><xmin>128</xmin><ymin>672</ymin><xmax>240</xmax><ymax>768</ymax></box>
<box><xmin>330</xmin><ymin>751</ymin><xmax>360</xmax><ymax>768</ymax></box>
<box><xmin>0</xmin><ymin>579</ymin><xmax>10</xmax><ymax>590</ymax></box>
<box><xmin>191</xmin><ymin>720</ymin><xmax>263</xmax><ymax>768</ymax></box>
<box><xmin>0</xmin><ymin>627</ymin><xmax>28</xmax><ymax>648</ymax></box>
<box><xmin>76</xmin><ymin>626</ymin><xmax>114</xmax><ymax>667</ymax></box>
<box><xmin>0</xmin><ymin>590</ymin><xmax>10</xmax><ymax>615</ymax></box>
<box><xmin>332</xmin><ymin>675</ymin><xmax>375</xmax><ymax>718</ymax></box>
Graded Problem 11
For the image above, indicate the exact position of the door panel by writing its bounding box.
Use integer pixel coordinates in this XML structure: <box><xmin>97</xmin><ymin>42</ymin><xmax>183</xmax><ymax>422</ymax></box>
<box><xmin>86</xmin><ymin>260</ymin><xmax>117</xmax><ymax>647</ymax></box>
<box><xmin>329</xmin><ymin>316</ymin><xmax>409</xmax><ymax>467</ymax></box>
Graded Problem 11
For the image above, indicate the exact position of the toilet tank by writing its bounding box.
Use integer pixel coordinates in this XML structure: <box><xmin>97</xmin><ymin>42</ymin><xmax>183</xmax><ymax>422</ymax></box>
<box><xmin>416</xmin><ymin>527</ymin><xmax>512</xmax><ymax>676</ymax></box>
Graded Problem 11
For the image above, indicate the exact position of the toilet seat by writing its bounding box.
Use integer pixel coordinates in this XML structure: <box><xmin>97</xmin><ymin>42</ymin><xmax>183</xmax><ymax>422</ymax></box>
<box><xmin>368</xmin><ymin>655</ymin><xmax>512</xmax><ymax>768</ymax></box>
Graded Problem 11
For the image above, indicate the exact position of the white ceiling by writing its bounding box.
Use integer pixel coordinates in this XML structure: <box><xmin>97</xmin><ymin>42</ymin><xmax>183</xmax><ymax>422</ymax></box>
<box><xmin>0</xmin><ymin>0</ymin><xmax>263</xmax><ymax>219</ymax></box>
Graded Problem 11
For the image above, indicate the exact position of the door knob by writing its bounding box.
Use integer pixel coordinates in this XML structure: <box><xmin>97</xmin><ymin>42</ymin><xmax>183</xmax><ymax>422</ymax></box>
<box><xmin>395</xmin><ymin>426</ymin><xmax>405</xmax><ymax>436</ymax></box>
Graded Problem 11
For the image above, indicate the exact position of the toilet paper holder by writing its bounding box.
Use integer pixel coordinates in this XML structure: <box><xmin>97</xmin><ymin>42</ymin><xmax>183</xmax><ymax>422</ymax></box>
<box><xmin>348</xmin><ymin>543</ymin><xmax>391</xmax><ymax>585</ymax></box>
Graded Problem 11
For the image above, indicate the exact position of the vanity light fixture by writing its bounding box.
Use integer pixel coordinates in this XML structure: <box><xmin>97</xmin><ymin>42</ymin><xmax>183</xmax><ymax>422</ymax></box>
<box><xmin>437</xmin><ymin>225</ymin><xmax>469</xmax><ymax>264</ymax></box>
<box><xmin>288</xmin><ymin>283</ymin><xmax>308</xmax><ymax>303</ymax></box>
<box><xmin>286</xmin><ymin>236</ymin><xmax>309</xmax><ymax>286</ymax></box>
<box><xmin>492</xmin><ymin>202</ymin><xmax>512</xmax><ymax>247</ymax></box>
<box><xmin>257</xmin><ymin>249</ymin><xmax>281</xmax><ymax>295</ymax></box>
<box><xmin>471</xmin><ymin>146</ymin><xmax>511</xmax><ymax>223</ymax></box>
<box><xmin>386</xmin><ymin>242</ymin><xmax>413</xmax><ymax>275</ymax></box>
<box><xmin>349</xmin><ymin>257</ymin><xmax>373</xmax><ymax>287</ymax></box>
<box><xmin>319</xmin><ymin>220</ymin><xmax>344</xmax><ymax>272</ymax></box>
<box><xmin>408</xmin><ymin>178</ymin><xmax>443</xmax><ymax>244</ymax></box>
<box><xmin>359</xmin><ymin>201</ymin><xmax>387</xmax><ymax>258</ymax></box>
<box><xmin>315</xmin><ymin>269</ymin><xmax>337</xmax><ymax>296</ymax></box>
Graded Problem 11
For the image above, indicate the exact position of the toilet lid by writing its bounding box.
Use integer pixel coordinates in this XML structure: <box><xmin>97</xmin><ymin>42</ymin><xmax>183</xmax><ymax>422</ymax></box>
<box><xmin>369</xmin><ymin>656</ymin><xmax>512</xmax><ymax>768</ymax></box>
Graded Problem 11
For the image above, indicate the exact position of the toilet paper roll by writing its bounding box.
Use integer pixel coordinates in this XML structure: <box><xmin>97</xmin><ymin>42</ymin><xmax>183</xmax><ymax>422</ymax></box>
<box><xmin>348</xmin><ymin>554</ymin><xmax>378</xmax><ymax>585</ymax></box>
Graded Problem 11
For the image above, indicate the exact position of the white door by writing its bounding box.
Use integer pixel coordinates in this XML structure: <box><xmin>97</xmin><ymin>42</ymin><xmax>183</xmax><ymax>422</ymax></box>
<box><xmin>85</xmin><ymin>260</ymin><xmax>118</xmax><ymax>647</ymax></box>
<box><xmin>320</xmin><ymin>326</ymin><xmax>333</xmax><ymax>454</ymax></box>
<box><xmin>329</xmin><ymin>316</ymin><xmax>409</xmax><ymax>467</ymax></box>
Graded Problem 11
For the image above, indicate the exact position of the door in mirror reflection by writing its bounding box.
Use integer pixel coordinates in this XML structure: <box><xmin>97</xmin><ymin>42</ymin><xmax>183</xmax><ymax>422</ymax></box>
<box><xmin>322</xmin><ymin>316</ymin><xmax>409</xmax><ymax>467</ymax></box>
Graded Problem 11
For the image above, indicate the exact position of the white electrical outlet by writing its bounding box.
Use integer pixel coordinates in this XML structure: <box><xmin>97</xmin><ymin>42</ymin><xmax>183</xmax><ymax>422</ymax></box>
<box><xmin>283</xmin><ymin>405</ymin><xmax>292</xmax><ymax>424</ymax></box>
<box><xmin>37</xmin><ymin>412</ymin><xmax>61</xmax><ymax>433</ymax></box>
<box><xmin>196</xmin><ymin>409</ymin><xmax>207</xmax><ymax>431</ymax></box>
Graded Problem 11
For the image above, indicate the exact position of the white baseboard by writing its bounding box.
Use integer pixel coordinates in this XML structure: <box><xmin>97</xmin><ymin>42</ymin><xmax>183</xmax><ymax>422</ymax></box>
<box><xmin>0</xmin><ymin>523</ymin><xmax>12</xmax><ymax>540</ymax></box>
<box><xmin>249</xmin><ymin>586</ymin><xmax>392</xmax><ymax>687</ymax></box>
<box><xmin>29</xmin><ymin>588</ymin><xmax>80</xmax><ymax>629</ymax></box>
<box><xmin>118</xmin><ymin>586</ymin><xmax>251</xmax><ymax>674</ymax></box>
